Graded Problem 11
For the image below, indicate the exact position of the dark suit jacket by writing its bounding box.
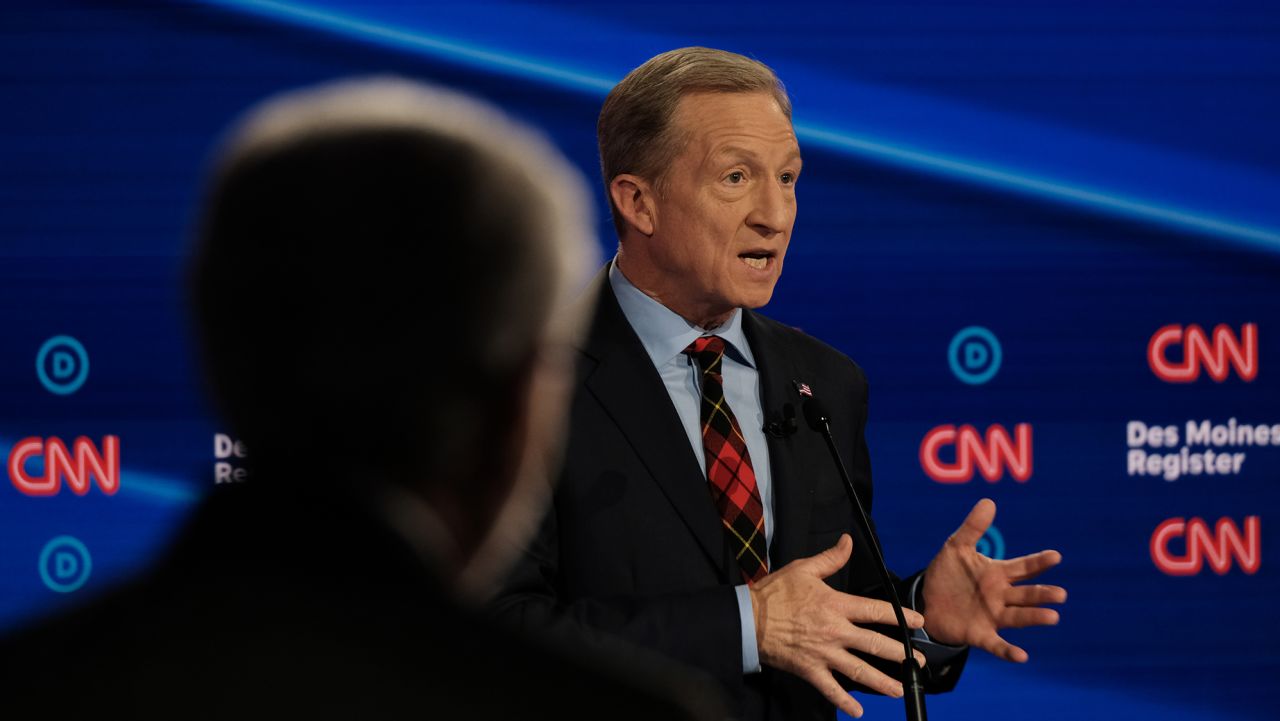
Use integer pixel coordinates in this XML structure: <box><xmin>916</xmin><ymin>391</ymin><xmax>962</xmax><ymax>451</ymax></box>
<box><xmin>0</xmin><ymin>480</ymin><xmax>725</xmax><ymax>720</ymax></box>
<box><xmin>493</xmin><ymin>272</ymin><xmax>967</xmax><ymax>720</ymax></box>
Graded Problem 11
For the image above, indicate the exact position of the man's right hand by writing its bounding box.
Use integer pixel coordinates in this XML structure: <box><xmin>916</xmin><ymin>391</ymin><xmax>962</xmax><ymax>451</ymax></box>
<box><xmin>748</xmin><ymin>534</ymin><xmax>925</xmax><ymax>719</ymax></box>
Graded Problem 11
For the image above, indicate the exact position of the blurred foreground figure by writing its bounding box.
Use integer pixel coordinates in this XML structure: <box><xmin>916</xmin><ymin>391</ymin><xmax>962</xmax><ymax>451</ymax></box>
<box><xmin>0</xmin><ymin>78</ymin><xmax>723</xmax><ymax>720</ymax></box>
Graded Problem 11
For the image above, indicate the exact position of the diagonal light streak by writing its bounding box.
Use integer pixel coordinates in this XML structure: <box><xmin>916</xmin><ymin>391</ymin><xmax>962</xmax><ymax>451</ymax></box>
<box><xmin>194</xmin><ymin>0</ymin><xmax>1280</xmax><ymax>254</ymax></box>
<box><xmin>796</xmin><ymin>123</ymin><xmax>1280</xmax><ymax>253</ymax></box>
<box><xmin>200</xmin><ymin>0</ymin><xmax>614</xmax><ymax>93</ymax></box>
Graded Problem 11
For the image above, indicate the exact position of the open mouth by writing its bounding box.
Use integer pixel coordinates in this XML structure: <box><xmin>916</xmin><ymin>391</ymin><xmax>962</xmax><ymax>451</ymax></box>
<box><xmin>739</xmin><ymin>251</ymin><xmax>774</xmax><ymax>270</ymax></box>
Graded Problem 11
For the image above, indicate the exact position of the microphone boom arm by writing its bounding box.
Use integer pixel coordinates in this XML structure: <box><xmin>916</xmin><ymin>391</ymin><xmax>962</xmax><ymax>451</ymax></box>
<box><xmin>804</xmin><ymin>397</ymin><xmax>928</xmax><ymax>721</ymax></box>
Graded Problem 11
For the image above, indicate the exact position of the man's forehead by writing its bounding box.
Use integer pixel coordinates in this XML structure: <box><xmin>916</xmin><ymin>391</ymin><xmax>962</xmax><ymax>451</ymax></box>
<box><xmin>711</xmin><ymin>144</ymin><xmax>803</xmax><ymax>166</ymax></box>
<box><xmin>673</xmin><ymin>91</ymin><xmax>791</xmax><ymax>129</ymax></box>
<box><xmin>672</xmin><ymin>92</ymin><xmax>799</xmax><ymax>157</ymax></box>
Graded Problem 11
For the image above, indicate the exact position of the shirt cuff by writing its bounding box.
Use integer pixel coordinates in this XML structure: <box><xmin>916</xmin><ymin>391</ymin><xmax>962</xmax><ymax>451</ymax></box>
<box><xmin>907</xmin><ymin>575</ymin><xmax>968</xmax><ymax>660</ymax></box>
<box><xmin>734</xmin><ymin>584</ymin><xmax>762</xmax><ymax>674</ymax></box>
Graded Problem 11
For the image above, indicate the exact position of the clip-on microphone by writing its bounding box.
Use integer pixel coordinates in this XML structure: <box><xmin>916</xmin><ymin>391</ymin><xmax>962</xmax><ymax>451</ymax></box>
<box><xmin>763</xmin><ymin>403</ymin><xmax>798</xmax><ymax>438</ymax></box>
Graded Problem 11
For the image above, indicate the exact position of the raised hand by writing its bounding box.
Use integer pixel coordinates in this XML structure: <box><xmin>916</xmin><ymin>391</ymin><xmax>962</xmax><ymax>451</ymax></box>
<box><xmin>750</xmin><ymin>534</ymin><xmax>926</xmax><ymax>718</ymax></box>
<box><xmin>921</xmin><ymin>498</ymin><xmax>1066</xmax><ymax>662</ymax></box>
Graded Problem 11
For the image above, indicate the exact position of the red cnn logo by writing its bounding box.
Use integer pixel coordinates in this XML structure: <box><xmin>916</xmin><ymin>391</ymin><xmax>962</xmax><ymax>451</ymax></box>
<box><xmin>919</xmin><ymin>424</ymin><xmax>1032</xmax><ymax>483</ymax></box>
<box><xmin>1147</xmin><ymin>323</ymin><xmax>1257</xmax><ymax>382</ymax></box>
<box><xmin>8</xmin><ymin>436</ymin><xmax>120</xmax><ymax>496</ymax></box>
<box><xmin>1150</xmin><ymin>516</ymin><xmax>1260</xmax><ymax>575</ymax></box>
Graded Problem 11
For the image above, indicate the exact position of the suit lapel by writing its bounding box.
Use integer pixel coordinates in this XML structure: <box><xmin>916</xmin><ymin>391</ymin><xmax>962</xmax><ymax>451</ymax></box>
<box><xmin>742</xmin><ymin>310</ymin><xmax>815</xmax><ymax>569</ymax></box>
<box><xmin>580</xmin><ymin>272</ymin><xmax>730</xmax><ymax>580</ymax></box>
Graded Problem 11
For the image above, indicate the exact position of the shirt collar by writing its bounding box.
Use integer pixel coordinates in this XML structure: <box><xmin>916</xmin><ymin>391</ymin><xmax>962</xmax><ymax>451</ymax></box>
<box><xmin>608</xmin><ymin>257</ymin><xmax>756</xmax><ymax>370</ymax></box>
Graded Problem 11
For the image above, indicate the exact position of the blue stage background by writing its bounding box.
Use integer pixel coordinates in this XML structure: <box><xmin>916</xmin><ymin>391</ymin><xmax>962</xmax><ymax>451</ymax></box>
<box><xmin>2</xmin><ymin>1</ymin><xmax>1278</xmax><ymax>718</ymax></box>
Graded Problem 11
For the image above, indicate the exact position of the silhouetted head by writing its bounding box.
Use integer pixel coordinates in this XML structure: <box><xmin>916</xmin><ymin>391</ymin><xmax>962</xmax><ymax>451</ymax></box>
<box><xmin>190</xmin><ymin>77</ymin><xmax>596</xmax><ymax>593</ymax></box>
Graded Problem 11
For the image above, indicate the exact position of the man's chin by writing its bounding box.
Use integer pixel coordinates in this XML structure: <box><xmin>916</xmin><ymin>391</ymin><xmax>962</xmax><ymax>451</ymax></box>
<box><xmin>737</xmin><ymin>286</ymin><xmax>778</xmax><ymax>310</ymax></box>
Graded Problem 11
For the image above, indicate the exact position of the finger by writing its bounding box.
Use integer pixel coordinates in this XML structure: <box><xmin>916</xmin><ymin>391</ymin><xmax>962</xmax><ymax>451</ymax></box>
<box><xmin>829</xmin><ymin>650</ymin><xmax>905</xmax><ymax>699</ymax></box>
<box><xmin>806</xmin><ymin>533</ymin><xmax>854</xmax><ymax>579</ymax></box>
<box><xmin>1004</xmin><ymin>584</ymin><xmax>1067</xmax><ymax>607</ymax></box>
<box><xmin>840</xmin><ymin>595</ymin><xmax>924</xmax><ymax>629</ymax></box>
<box><xmin>805</xmin><ymin>668</ymin><xmax>866</xmax><ymax>718</ymax></box>
<box><xmin>977</xmin><ymin>631</ymin><xmax>1028</xmax><ymax>663</ymax></box>
<box><xmin>1001</xmin><ymin>550</ymin><xmax>1063</xmax><ymax>582</ymax></box>
<box><xmin>838</xmin><ymin>624</ymin><xmax>923</xmax><ymax>665</ymax></box>
<box><xmin>998</xmin><ymin>606</ymin><xmax>1060</xmax><ymax>629</ymax></box>
<box><xmin>950</xmin><ymin>498</ymin><xmax>996</xmax><ymax>547</ymax></box>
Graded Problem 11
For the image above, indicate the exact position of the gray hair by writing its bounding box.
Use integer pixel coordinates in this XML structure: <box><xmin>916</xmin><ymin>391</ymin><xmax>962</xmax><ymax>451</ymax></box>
<box><xmin>192</xmin><ymin>77</ymin><xmax>596</xmax><ymax>484</ymax></box>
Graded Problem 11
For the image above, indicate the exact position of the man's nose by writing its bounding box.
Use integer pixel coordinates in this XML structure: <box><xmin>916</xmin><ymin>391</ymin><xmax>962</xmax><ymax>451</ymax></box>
<box><xmin>747</xmin><ymin>180</ymin><xmax>793</xmax><ymax>235</ymax></box>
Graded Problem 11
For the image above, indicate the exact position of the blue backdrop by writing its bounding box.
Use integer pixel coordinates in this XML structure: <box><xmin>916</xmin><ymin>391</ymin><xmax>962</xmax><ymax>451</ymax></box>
<box><xmin>2</xmin><ymin>1</ymin><xmax>1278</xmax><ymax>718</ymax></box>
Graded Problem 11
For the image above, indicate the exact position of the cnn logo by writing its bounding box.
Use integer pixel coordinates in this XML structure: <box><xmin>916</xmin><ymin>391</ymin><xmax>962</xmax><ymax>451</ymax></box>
<box><xmin>919</xmin><ymin>423</ymin><xmax>1032</xmax><ymax>483</ymax></box>
<box><xmin>1150</xmin><ymin>516</ymin><xmax>1260</xmax><ymax>576</ymax></box>
<box><xmin>8</xmin><ymin>436</ymin><xmax>120</xmax><ymax>496</ymax></box>
<box><xmin>1148</xmin><ymin>323</ymin><xmax>1257</xmax><ymax>383</ymax></box>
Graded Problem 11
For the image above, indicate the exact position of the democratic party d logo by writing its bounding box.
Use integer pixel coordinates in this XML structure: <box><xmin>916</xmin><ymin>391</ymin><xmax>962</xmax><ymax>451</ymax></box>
<box><xmin>39</xmin><ymin>535</ymin><xmax>92</xmax><ymax>593</ymax></box>
<box><xmin>36</xmin><ymin>335</ymin><xmax>90</xmax><ymax>395</ymax></box>
<box><xmin>976</xmin><ymin>525</ymin><xmax>1006</xmax><ymax>560</ymax></box>
<box><xmin>949</xmin><ymin>327</ymin><xmax>1001</xmax><ymax>385</ymax></box>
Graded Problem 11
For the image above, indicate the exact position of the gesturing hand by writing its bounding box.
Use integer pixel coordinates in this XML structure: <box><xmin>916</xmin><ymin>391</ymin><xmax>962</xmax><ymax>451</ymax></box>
<box><xmin>749</xmin><ymin>534</ymin><xmax>926</xmax><ymax>719</ymax></box>
<box><xmin>922</xmin><ymin>498</ymin><xmax>1067</xmax><ymax>662</ymax></box>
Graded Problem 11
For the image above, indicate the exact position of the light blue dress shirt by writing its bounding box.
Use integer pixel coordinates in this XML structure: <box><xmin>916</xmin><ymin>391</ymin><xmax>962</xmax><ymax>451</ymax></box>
<box><xmin>608</xmin><ymin>261</ymin><xmax>963</xmax><ymax>677</ymax></box>
<box><xmin>608</xmin><ymin>261</ymin><xmax>769</xmax><ymax>674</ymax></box>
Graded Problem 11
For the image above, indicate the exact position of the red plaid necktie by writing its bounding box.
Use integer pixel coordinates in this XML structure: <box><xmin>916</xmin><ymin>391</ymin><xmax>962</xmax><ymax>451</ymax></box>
<box><xmin>685</xmin><ymin>335</ymin><xmax>769</xmax><ymax>584</ymax></box>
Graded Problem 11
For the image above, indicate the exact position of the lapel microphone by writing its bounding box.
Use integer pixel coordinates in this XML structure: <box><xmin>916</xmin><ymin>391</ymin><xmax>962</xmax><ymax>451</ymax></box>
<box><xmin>763</xmin><ymin>403</ymin><xmax>798</xmax><ymax>438</ymax></box>
<box><xmin>801</xmin><ymin>393</ymin><xmax>928</xmax><ymax>721</ymax></box>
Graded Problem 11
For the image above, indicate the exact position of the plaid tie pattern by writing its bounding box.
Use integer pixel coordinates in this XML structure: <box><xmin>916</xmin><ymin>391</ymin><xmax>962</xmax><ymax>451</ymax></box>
<box><xmin>685</xmin><ymin>335</ymin><xmax>769</xmax><ymax>584</ymax></box>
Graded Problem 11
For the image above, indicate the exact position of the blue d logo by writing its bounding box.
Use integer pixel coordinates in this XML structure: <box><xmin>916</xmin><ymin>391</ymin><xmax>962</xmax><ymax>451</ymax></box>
<box><xmin>38</xmin><ymin>536</ymin><xmax>92</xmax><ymax>593</ymax></box>
<box><xmin>36</xmin><ymin>335</ymin><xmax>90</xmax><ymax>395</ymax></box>
<box><xmin>976</xmin><ymin>525</ymin><xmax>1006</xmax><ymax>560</ymax></box>
<box><xmin>948</xmin><ymin>327</ymin><xmax>1002</xmax><ymax>385</ymax></box>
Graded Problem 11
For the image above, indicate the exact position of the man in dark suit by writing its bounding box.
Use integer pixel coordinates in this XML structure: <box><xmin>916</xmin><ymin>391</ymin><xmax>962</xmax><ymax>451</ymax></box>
<box><xmin>493</xmin><ymin>48</ymin><xmax>1068</xmax><ymax>720</ymax></box>
<box><xmin>0</xmin><ymin>78</ymin><xmax>724</xmax><ymax>720</ymax></box>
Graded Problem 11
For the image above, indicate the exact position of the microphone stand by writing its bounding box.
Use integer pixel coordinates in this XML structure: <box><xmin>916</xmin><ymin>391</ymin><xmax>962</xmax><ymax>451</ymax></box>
<box><xmin>803</xmin><ymin>397</ymin><xmax>927</xmax><ymax>721</ymax></box>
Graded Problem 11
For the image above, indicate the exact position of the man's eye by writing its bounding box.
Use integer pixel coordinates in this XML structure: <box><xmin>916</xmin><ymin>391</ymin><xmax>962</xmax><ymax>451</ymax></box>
<box><xmin>780</xmin><ymin>172</ymin><xmax>796</xmax><ymax>185</ymax></box>
<box><xmin>726</xmin><ymin>171</ymin><xmax>744</xmax><ymax>184</ymax></box>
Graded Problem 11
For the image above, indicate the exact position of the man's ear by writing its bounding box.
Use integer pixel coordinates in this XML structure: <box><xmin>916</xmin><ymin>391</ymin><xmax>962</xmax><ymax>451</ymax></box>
<box><xmin>609</xmin><ymin>174</ymin><xmax>656</xmax><ymax>236</ymax></box>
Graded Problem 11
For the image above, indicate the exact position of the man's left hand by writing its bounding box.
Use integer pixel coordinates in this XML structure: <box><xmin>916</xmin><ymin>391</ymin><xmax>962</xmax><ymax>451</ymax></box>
<box><xmin>920</xmin><ymin>498</ymin><xmax>1066</xmax><ymax>662</ymax></box>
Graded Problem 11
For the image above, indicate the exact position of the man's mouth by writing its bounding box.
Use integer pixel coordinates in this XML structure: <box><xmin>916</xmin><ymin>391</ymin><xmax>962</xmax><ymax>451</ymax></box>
<box><xmin>739</xmin><ymin>251</ymin><xmax>774</xmax><ymax>270</ymax></box>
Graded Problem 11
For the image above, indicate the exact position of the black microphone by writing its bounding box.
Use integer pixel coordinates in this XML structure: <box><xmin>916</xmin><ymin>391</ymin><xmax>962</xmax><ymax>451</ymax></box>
<box><xmin>802</xmin><ymin>395</ymin><xmax>928</xmax><ymax>721</ymax></box>
<box><xmin>763</xmin><ymin>403</ymin><xmax>798</xmax><ymax>438</ymax></box>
